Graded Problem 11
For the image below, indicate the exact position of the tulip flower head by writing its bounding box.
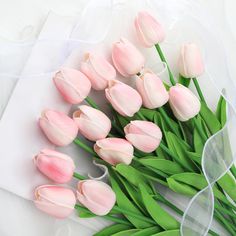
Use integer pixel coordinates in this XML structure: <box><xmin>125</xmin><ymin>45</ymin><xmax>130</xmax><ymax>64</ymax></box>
<box><xmin>124</xmin><ymin>120</ymin><xmax>162</xmax><ymax>153</ymax></box>
<box><xmin>39</xmin><ymin>109</ymin><xmax>78</xmax><ymax>146</ymax></box>
<box><xmin>94</xmin><ymin>138</ymin><xmax>134</xmax><ymax>166</ymax></box>
<box><xmin>34</xmin><ymin>149</ymin><xmax>75</xmax><ymax>183</ymax></box>
<box><xmin>53</xmin><ymin>67</ymin><xmax>91</xmax><ymax>104</ymax></box>
<box><xmin>81</xmin><ymin>53</ymin><xmax>116</xmax><ymax>90</ymax></box>
<box><xmin>105</xmin><ymin>80</ymin><xmax>142</xmax><ymax>117</ymax></box>
<box><xmin>136</xmin><ymin>71</ymin><xmax>169</xmax><ymax>109</ymax></box>
<box><xmin>178</xmin><ymin>43</ymin><xmax>204</xmax><ymax>78</ymax></box>
<box><xmin>135</xmin><ymin>11</ymin><xmax>165</xmax><ymax>47</ymax></box>
<box><xmin>169</xmin><ymin>84</ymin><xmax>201</xmax><ymax>121</ymax></box>
<box><xmin>112</xmin><ymin>38</ymin><xmax>145</xmax><ymax>77</ymax></box>
<box><xmin>77</xmin><ymin>180</ymin><xmax>116</xmax><ymax>216</ymax></box>
<box><xmin>34</xmin><ymin>185</ymin><xmax>76</xmax><ymax>219</ymax></box>
<box><xmin>73</xmin><ymin>105</ymin><xmax>111</xmax><ymax>141</ymax></box>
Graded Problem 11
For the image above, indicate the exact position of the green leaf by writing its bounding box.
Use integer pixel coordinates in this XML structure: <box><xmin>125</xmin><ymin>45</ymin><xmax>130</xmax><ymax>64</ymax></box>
<box><xmin>116</xmin><ymin>174</ymin><xmax>147</xmax><ymax>215</ymax></box>
<box><xmin>216</xmin><ymin>95</ymin><xmax>227</xmax><ymax>127</ymax></box>
<box><xmin>132</xmin><ymin>226</ymin><xmax>162</xmax><ymax>236</ymax></box>
<box><xmin>200</xmin><ymin>102</ymin><xmax>221</xmax><ymax>134</ymax></box>
<box><xmin>93</xmin><ymin>224</ymin><xmax>132</xmax><ymax>236</ymax></box>
<box><xmin>166</xmin><ymin>132</ymin><xmax>197</xmax><ymax>172</ymax></box>
<box><xmin>138</xmin><ymin>166</ymin><xmax>168</xmax><ymax>186</ymax></box>
<box><xmin>193</xmin><ymin>116</ymin><xmax>205</xmax><ymax>154</ymax></box>
<box><xmin>140</xmin><ymin>108</ymin><xmax>156</xmax><ymax>121</ymax></box>
<box><xmin>167</xmin><ymin>176</ymin><xmax>198</xmax><ymax>196</ymax></box>
<box><xmin>186</xmin><ymin>151</ymin><xmax>201</xmax><ymax>165</ymax></box>
<box><xmin>152</xmin><ymin>230</ymin><xmax>180</xmax><ymax>236</ymax></box>
<box><xmin>139</xmin><ymin>159</ymin><xmax>184</xmax><ymax>175</ymax></box>
<box><xmin>109</xmin><ymin>171</ymin><xmax>153</xmax><ymax>229</ymax></box>
<box><xmin>178</xmin><ymin>74</ymin><xmax>190</xmax><ymax>87</ymax></box>
<box><xmin>167</xmin><ymin>173</ymin><xmax>231</xmax><ymax>204</ymax></box>
<box><xmin>112</xmin><ymin>229</ymin><xmax>140</xmax><ymax>236</ymax></box>
<box><xmin>114</xmin><ymin>164</ymin><xmax>153</xmax><ymax>193</ymax></box>
<box><xmin>218</xmin><ymin>172</ymin><xmax>236</xmax><ymax>201</ymax></box>
<box><xmin>116</xmin><ymin>113</ymin><xmax>130</xmax><ymax>128</ymax></box>
<box><xmin>139</xmin><ymin>184</ymin><xmax>180</xmax><ymax>230</ymax></box>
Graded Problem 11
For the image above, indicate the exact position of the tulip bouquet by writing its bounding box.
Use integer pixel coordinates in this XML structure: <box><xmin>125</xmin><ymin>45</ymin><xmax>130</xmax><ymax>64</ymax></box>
<box><xmin>33</xmin><ymin>10</ymin><xmax>236</xmax><ymax>236</ymax></box>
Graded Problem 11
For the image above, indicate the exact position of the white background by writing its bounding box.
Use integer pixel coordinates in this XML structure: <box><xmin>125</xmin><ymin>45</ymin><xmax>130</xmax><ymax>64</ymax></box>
<box><xmin>0</xmin><ymin>0</ymin><xmax>236</xmax><ymax>235</ymax></box>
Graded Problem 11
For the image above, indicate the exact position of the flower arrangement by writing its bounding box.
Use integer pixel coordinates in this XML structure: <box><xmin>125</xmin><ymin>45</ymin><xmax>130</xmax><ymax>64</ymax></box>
<box><xmin>33</xmin><ymin>10</ymin><xmax>236</xmax><ymax>236</ymax></box>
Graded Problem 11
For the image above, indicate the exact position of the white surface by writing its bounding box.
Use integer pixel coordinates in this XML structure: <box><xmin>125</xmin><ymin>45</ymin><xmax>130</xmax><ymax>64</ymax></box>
<box><xmin>0</xmin><ymin>0</ymin><xmax>236</xmax><ymax>235</ymax></box>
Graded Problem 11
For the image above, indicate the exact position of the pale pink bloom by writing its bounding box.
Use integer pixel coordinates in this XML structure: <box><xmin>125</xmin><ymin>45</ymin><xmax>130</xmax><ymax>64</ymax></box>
<box><xmin>136</xmin><ymin>71</ymin><xmax>169</xmax><ymax>109</ymax></box>
<box><xmin>169</xmin><ymin>84</ymin><xmax>201</xmax><ymax>121</ymax></box>
<box><xmin>105</xmin><ymin>80</ymin><xmax>142</xmax><ymax>117</ymax></box>
<box><xmin>124</xmin><ymin>120</ymin><xmax>162</xmax><ymax>153</ymax></box>
<box><xmin>94</xmin><ymin>138</ymin><xmax>134</xmax><ymax>166</ymax></box>
<box><xmin>34</xmin><ymin>185</ymin><xmax>76</xmax><ymax>219</ymax></box>
<box><xmin>53</xmin><ymin>67</ymin><xmax>91</xmax><ymax>104</ymax></box>
<box><xmin>73</xmin><ymin>105</ymin><xmax>111</xmax><ymax>141</ymax></box>
<box><xmin>112</xmin><ymin>38</ymin><xmax>145</xmax><ymax>77</ymax></box>
<box><xmin>178</xmin><ymin>43</ymin><xmax>204</xmax><ymax>78</ymax></box>
<box><xmin>77</xmin><ymin>180</ymin><xmax>116</xmax><ymax>216</ymax></box>
<box><xmin>39</xmin><ymin>109</ymin><xmax>78</xmax><ymax>146</ymax></box>
<box><xmin>81</xmin><ymin>53</ymin><xmax>116</xmax><ymax>90</ymax></box>
<box><xmin>34</xmin><ymin>149</ymin><xmax>75</xmax><ymax>183</ymax></box>
<box><xmin>135</xmin><ymin>11</ymin><xmax>165</xmax><ymax>47</ymax></box>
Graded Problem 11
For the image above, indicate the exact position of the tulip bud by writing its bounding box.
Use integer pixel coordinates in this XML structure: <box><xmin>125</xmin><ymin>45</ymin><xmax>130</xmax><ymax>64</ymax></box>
<box><xmin>34</xmin><ymin>185</ymin><xmax>76</xmax><ymax>219</ymax></box>
<box><xmin>34</xmin><ymin>149</ymin><xmax>75</xmax><ymax>183</ymax></box>
<box><xmin>94</xmin><ymin>138</ymin><xmax>134</xmax><ymax>166</ymax></box>
<box><xmin>178</xmin><ymin>43</ymin><xmax>204</xmax><ymax>78</ymax></box>
<box><xmin>112</xmin><ymin>38</ymin><xmax>145</xmax><ymax>77</ymax></box>
<box><xmin>39</xmin><ymin>109</ymin><xmax>78</xmax><ymax>146</ymax></box>
<box><xmin>124</xmin><ymin>120</ymin><xmax>162</xmax><ymax>153</ymax></box>
<box><xmin>169</xmin><ymin>84</ymin><xmax>201</xmax><ymax>121</ymax></box>
<box><xmin>53</xmin><ymin>67</ymin><xmax>91</xmax><ymax>104</ymax></box>
<box><xmin>136</xmin><ymin>71</ymin><xmax>169</xmax><ymax>109</ymax></box>
<box><xmin>105</xmin><ymin>80</ymin><xmax>142</xmax><ymax>117</ymax></box>
<box><xmin>135</xmin><ymin>11</ymin><xmax>165</xmax><ymax>47</ymax></box>
<box><xmin>77</xmin><ymin>180</ymin><xmax>116</xmax><ymax>216</ymax></box>
<box><xmin>81</xmin><ymin>53</ymin><xmax>116</xmax><ymax>90</ymax></box>
<box><xmin>73</xmin><ymin>105</ymin><xmax>111</xmax><ymax>141</ymax></box>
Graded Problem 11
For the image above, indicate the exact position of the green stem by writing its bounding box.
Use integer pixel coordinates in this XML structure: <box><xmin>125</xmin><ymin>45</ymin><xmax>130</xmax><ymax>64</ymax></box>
<box><xmin>75</xmin><ymin>204</ymin><xmax>131</xmax><ymax>226</ymax></box>
<box><xmin>113</xmin><ymin>205</ymin><xmax>155</xmax><ymax>224</ymax></box>
<box><xmin>215</xmin><ymin>210</ymin><xmax>236</xmax><ymax>235</ymax></box>
<box><xmin>158</xmin><ymin>107</ymin><xmax>178</xmax><ymax>136</ymax></box>
<box><xmin>73</xmin><ymin>172</ymin><xmax>86</xmax><ymax>180</ymax></box>
<box><xmin>85</xmin><ymin>97</ymin><xmax>99</xmax><ymax>109</ymax></box>
<box><xmin>192</xmin><ymin>117</ymin><xmax>208</xmax><ymax>141</ymax></box>
<box><xmin>136</xmin><ymin>111</ymin><xmax>147</xmax><ymax>121</ymax></box>
<box><xmin>73</xmin><ymin>138</ymin><xmax>97</xmax><ymax>156</ymax></box>
<box><xmin>192</xmin><ymin>78</ymin><xmax>206</xmax><ymax>104</ymax></box>
<box><xmin>159</xmin><ymin>142</ymin><xmax>192</xmax><ymax>171</ymax></box>
<box><xmin>155</xmin><ymin>44</ymin><xmax>176</xmax><ymax>86</ymax></box>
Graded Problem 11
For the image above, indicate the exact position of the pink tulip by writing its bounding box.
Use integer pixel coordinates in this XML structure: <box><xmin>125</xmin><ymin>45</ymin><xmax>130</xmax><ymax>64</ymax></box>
<box><xmin>73</xmin><ymin>105</ymin><xmax>111</xmax><ymax>141</ymax></box>
<box><xmin>94</xmin><ymin>138</ymin><xmax>134</xmax><ymax>166</ymax></box>
<box><xmin>77</xmin><ymin>180</ymin><xmax>116</xmax><ymax>216</ymax></box>
<box><xmin>34</xmin><ymin>149</ymin><xmax>75</xmax><ymax>183</ymax></box>
<box><xmin>169</xmin><ymin>84</ymin><xmax>201</xmax><ymax>121</ymax></box>
<box><xmin>81</xmin><ymin>53</ymin><xmax>116</xmax><ymax>90</ymax></box>
<box><xmin>39</xmin><ymin>109</ymin><xmax>78</xmax><ymax>146</ymax></box>
<box><xmin>105</xmin><ymin>80</ymin><xmax>142</xmax><ymax>117</ymax></box>
<box><xmin>124</xmin><ymin>120</ymin><xmax>162</xmax><ymax>153</ymax></box>
<box><xmin>53</xmin><ymin>67</ymin><xmax>91</xmax><ymax>104</ymax></box>
<box><xmin>112</xmin><ymin>38</ymin><xmax>145</xmax><ymax>77</ymax></box>
<box><xmin>135</xmin><ymin>11</ymin><xmax>165</xmax><ymax>47</ymax></box>
<box><xmin>136</xmin><ymin>71</ymin><xmax>169</xmax><ymax>109</ymax></box>
<box><xmin>34</xmin><ymin>185</ymin><xmax>76</xmax><ymax>219</ymax></box>
<box><xmin>178</xmin><ymin>43</ymin><xmax>204</xmax><ymax>78</ymax></box>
